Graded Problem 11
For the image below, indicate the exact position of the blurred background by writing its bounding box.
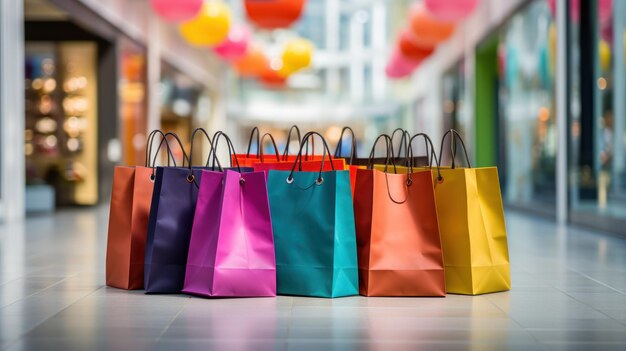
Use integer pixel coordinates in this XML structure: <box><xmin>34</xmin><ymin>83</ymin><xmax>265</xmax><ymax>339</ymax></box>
<box><xmin>1</xmin><ymin>0</ymin><xmax>625</xmax><ymax>236</ymax></box>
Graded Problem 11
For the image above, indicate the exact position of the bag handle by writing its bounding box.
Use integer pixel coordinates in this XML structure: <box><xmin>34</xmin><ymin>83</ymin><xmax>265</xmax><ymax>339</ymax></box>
<box><xmin>334</xmin><ymin>126</ymin><xmax>358</xmax><ymax>165</ymax></box>
<box><xmin>367</xmin><ymin>134</ymin><xmax>410</xmax><ymax>204</ymax></box>
<box><xmin>146</xmin><ymin>130</ymin><xmax>175</xmax><ymax>167</ymax></box>
<box><xmin>282</xmin><ymin>125</ymin><xmax>302</xmax><ymax>160</ymax></box>
<box><xmin>150</xmin><ymin>132</ymin><xmax>187</xmax><ymax>181</ymax></box>
<box><xmin>438</xmin><ymin>129</ymin><xmax>471</xmax><ymax>170</ymax></box>
<box><xmin>259</xmin><ymin>133</ymin><xmax>281</xmax><ymax>163</ymax></box>
<box><xmin>391</xmin><ymin>128</ymin><xmax>410</xmax><ymax>159</ymax></box>
<box><xmin>407</xmin><ymin>133</ymin><xmax>441</xmax><ymax>181</ymax></box>
<box><xmin>187</xmin><ymin>128</ymin><xmax>221</xmax><ymax>186</ymax></box>
<box><xmin>211</xmin><ymin>131</ymin><xmax>244</xmax><ymax>181</ymax></box>
<box><xmin>286</xmin><ymin>131</ymin><xmax>334</xmax><ymax>188</ymax></box>
<box><xmin>366</xmin><ymin>134</ymin><xmax>397</xmax><ymax>174</ymax></box>
<box><xmin>245</xmin><ymin>126</ymin><xmax>261</xmax><ymax>158</ymax></box>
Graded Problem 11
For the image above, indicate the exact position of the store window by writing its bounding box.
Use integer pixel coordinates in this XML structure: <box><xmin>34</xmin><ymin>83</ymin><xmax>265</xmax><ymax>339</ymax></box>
<box><xmin>25</xmin><ymin>41</ymin><xmax>98</xmax><ymax>207</ymax></box>
<box><xmin>499</xmin><ymin>0</ymin><xmax>556</xmax><ymax>213</ymax></box>
<box><xmin>569</xmin><ymin>0</ymin><xmax>626</xmax><ymax>228</ymax></box>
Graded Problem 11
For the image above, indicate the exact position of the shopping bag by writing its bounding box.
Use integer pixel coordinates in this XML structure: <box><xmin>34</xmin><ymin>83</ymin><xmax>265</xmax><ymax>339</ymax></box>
<box><xmin>145</xmin><ymin>129</ymin><xmax>246</xmax><ymax>293</ymax></box>
<box><xmin>106</xmin><ymin>130</ymin><xmax>184</xmax><ymax>290</ymax></box>
<box><xmin>267</xmin><ymin>132</ymin><xmax>358</xmax><ymax>298</ymax></box>
<box><xmin>434</xmin><ymin>129</ymin><xmax>510</xmax><ymax>295</ymax></box>
<box><xmin>354</xmin><ymin>133</ymin><xmax>445</xmax><ymax>296</ymax></box>
<box><xmin>183</xmin><ymin>133</ymin><xmax>276</xmax><ymax>297</ymax></box>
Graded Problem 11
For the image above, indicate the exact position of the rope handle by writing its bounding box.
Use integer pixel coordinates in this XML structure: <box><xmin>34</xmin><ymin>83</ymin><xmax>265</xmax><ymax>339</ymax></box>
<box><xmin>334</xmin><ymin>126</ymin><xmax>358</xmax><ymax>165</ymax></box>
<box><xmin>286</xmin><ymin>131</ymin><xmax>335</xmax><ymax>187</ymax></box>
<box><xmin>438</xmin><ymin>129</ymin><xmax>471</xmax><ymax>169</ymax></box>
<box><xmin>282</xmin><ymin>125</ymin><xmax>302</xmax><ymax>160</ymax></box>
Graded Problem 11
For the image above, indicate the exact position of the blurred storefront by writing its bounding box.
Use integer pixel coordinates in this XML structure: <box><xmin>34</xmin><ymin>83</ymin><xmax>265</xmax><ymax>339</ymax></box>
<box><xmin>0</xmin><ymin>0</ymin><xmax>222</xmax><ymax>217</ymax></box>
<box><xmin>413</xmin><ymin>0</ymin><xmax>626</xmax><ymax>235</ymax></box>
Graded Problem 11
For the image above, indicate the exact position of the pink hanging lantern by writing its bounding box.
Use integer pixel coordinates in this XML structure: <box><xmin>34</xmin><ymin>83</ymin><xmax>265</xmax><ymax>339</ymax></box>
<box><xmin>213</xmin><ymin>25</ymin><xmax>251</xmax><ymax>61</ymax></box>
<box><xmin>424</xmin><ymin>0</ymin><xmax>480</xmax><ymax>22</ymax></box>
<box><xmin>386</xmin><ymin>49</ymin><xmax>420</xmax><ymax>79</ymax></box>
<box><xmin>150</xmin><ymin>0</ymin><xmax>203</xmax><ymax>23</ymax></box>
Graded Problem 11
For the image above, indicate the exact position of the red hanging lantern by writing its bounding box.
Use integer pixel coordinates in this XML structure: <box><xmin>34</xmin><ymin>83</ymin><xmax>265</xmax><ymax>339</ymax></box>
<box><xmin>244</xmin><ymin>0</ymin><xmax>307</xmax><ymax>30</ymax></box>
<box><xmin>259</xmin><ymin>66</ymin><xmax>287</xmax><ymax>88</ymax></box>
<box><xmin>398</xmin><ymin>29</ymin><xmax>434</xmax><ymax>62</ymax></box>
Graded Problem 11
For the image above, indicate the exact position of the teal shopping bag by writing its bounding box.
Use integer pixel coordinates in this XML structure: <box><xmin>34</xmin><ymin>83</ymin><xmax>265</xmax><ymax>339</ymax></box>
<box><xmin>267</xmin><ymin>132</ymin><xmax>358</xmax><ymax>298</ymax></box>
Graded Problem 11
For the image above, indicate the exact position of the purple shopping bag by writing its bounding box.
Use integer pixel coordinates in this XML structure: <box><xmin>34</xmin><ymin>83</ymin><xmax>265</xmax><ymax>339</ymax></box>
<box><xmin>183</xmin><ymin>169</ymin><xmax>276</xmax><ymax>297</ymax></box>
<box><xmin>144</xmin><ymin>166</ymin><xmax>204</xmax><ymax>293</ymax></box>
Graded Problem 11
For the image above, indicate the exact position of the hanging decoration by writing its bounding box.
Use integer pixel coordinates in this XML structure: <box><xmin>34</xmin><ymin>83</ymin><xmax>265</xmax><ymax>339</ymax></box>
<box><xmin>409</xmin><ymin>3</ymin><xmax>456</xmax><ymax>47</ymax></box>
<box><xmin>279</xmin><ymin>38</ymin><xmax>314</xmax><ymax>76</ymax></box>
<box><xmin>179</xmin><ymin>1</ymin><xmax>231</xmax><ymax>46</ymax></box>
<box><xmin>398</xmin><ymin>29</ymin><xmax>434</xmax><ymax>62</ymax></box>
<box><xmin>244</xmin><ymin>0</ymin><xmax>307</xmax><ymax>30</ymax></box>
<box><xmin>150</xmin><ymin>0</ymin><xmax>203</xmax><ymax>23</ymax></box>
<box><xmin>423</xmin><ymin>0</ymin><xmax>479</xmax><ymax>22</ymax></box>
<box><xmin>599</xmin><ymin>40</ymin><xmax>611</xmax><ymax>72</ymax></box>
<box><xmin>233</xmin><ymin>44</ymin><xmax>268</xmax><ymax>77</ymax></box>
<box><xmin>385</xmin><ymin>49</ymin><xmax>420</xmax><ymax>79</ymax></box>
<box><xmin>259</xmin><ymin>66</ymin><xmax>287</xmax><ymax>87</ymax></box>
<box><xmin>213</xmin><ymin>25</ymin><xmax>251</xmax><ymax>61</ymax></box>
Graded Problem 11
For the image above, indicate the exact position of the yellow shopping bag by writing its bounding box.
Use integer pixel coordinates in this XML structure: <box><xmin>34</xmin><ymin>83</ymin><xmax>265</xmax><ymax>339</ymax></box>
<box><xmin>434</xmin><ymin>130</ymin><xmax>510</xmax><ymax>295</ymax></box>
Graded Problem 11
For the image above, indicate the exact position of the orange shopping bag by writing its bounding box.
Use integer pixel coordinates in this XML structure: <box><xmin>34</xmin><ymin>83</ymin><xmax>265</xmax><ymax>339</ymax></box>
<box><xmin>354</xmin><ymin>133</ymin><xmax>445</xmax><ymax>296</ymax></box>
<box><xmin>106</xmin><ymin>131</ymin><xmax>187</xmax><ymax>289</ymax></box>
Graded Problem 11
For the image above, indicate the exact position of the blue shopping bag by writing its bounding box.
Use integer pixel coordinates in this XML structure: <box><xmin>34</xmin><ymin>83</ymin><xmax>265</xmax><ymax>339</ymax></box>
<box><xmin>267</xmin><ymin>132</ymin><xmax>358</xmax><ymax>298</ymax></box>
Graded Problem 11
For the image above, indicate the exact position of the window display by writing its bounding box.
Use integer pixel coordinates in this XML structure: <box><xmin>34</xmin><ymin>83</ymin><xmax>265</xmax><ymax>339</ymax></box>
<box><xmin>499</xmin><ymin>0</ymin><xmax>556</xmax><ymax>212</ymax></box>
<box><xmin>570</xmin><ymin>0</ymin><xmax>626</xmax><ymax>224</ymax></box>
<box><xmin>25</xmin><ymin>41</ymin><xmax>98</xmax><ymax>206</ymax></box>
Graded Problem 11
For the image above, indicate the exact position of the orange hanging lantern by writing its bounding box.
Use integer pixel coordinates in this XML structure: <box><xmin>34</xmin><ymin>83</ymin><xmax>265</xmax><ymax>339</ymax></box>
<box><xmin>232</xmin><ymin>44</ymin><xmax>268</xmax><ymax>77</ymax></box>
<box><xmin>398</xmin><ymin>29</ymin><xmax>434</xmax><ymax>62</ymax></box>
<box><xmin>409</xmin><ymin>3</ymin><xmax>456</xmax><ymax>47</ymax></box>
<box><xmin>244</xmin><ymin>0</ymin><xmax>307</xmax><ymax>29</ymax></box>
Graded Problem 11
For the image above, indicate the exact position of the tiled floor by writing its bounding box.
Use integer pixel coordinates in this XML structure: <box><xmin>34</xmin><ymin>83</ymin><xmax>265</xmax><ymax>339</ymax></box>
<box><xmin>1</xmin><ymin>208</ymin><xmax>626</xmax><ymax>351</ymax></box>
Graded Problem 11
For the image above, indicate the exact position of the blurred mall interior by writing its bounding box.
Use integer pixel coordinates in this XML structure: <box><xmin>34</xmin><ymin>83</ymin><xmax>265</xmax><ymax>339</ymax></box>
<box><xmin>1</xmin><ymin>0</ymin><xmax>626</xmax><ymax>350</ymax></box>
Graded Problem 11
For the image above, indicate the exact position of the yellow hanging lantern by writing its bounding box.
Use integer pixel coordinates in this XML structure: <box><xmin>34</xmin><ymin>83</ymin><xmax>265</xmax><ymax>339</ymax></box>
<box><xmin>280</xmin><ymin>38</ymin><xmax>314</xmax><ymax>75</ymax></box>
<box><xmin>599</xmin><ymin>40</ymin><xmax>611</xmax><ymax>72</ymax></box>
<box><xmin>179</xmin><ymin>1</ymin><xmax>231</xmax><ymax>47</ymax></box>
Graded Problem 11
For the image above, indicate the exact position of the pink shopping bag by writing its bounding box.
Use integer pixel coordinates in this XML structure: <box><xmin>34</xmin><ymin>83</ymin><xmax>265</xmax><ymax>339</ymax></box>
<box><xmin>183</xmin><ymin>169</ymin><xmax>276</xmax><ymax>297</ymax></box>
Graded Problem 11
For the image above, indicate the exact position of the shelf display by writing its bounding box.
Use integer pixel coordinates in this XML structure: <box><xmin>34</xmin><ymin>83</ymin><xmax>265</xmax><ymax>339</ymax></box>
<box><xmin>25</xmin><ymin>41</ymin><xmax>98</xmax><ymax>206</ymax></box>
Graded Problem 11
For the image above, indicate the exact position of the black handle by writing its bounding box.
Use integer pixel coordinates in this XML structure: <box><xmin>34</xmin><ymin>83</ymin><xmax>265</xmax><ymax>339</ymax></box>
<box><xmin>366</xmin><ymin>134</ymin><xmax>396</xmax><ymax>174</ymax></box>
<box><xmin>408</xmin><ymin>133</ymin><xmax>441</xmax><ymax>181</ymax></box>
<box><xmin>211</xmin><ymin>131</ymin><xmax>243</xmax><ymax>174</ymax></box>
<box><xmin>334</xmin><ymin>126</ymin><xmax>358</xmax><ymax>165</ymax></box>
<box><xmin>189</xmin><ymin>128</ymin><xmax>220</xmax><ymax>168</ymax></box>
<box><xmin>150</xmin><ymin>132</ymin><xmax>187</xmax><ymax>180</ymax></box>
<box><xmin>282</xmin><ymin>125</ymin><xmax>302</xmax><ymax>160</ymax></box>
<box><xmin>391</xmin><ymin>128</ymin><xmax>410</xmax><ymax>159</ymax></box>
<box><xmin>438</xmin><ymin>129</ymin><xmax>471</xmax><ymax>169</ymax></box>
<box><xmin>146</xmin><ymin>130</ymin><xmax>175</xmax><ymax>167</ymax></box>
<box><xmin>286</xmin><ymin>132</ymin><xmax>335</xmax><ymax>187</ymax></box>
<box><xmin>259</xmin><ymin>133</ymin><xmax>281</xmax><ymax>162</ymax></box>
<box><xmin>245</xmin><ymin>126</ymin><xmax>261</xmax><ymax>158</ymax></box>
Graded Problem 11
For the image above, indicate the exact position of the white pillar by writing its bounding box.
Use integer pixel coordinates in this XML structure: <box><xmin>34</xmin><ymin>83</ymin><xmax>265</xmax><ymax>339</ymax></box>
<box><xmin>325</xmin><ymin>0</ymin><xmax>340</xmax><ymax>94</ymax></box>
<box><xmin>0</xmin><ymin>0</ymin><xmax>25</xmax><ymax>221</ymax></box>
